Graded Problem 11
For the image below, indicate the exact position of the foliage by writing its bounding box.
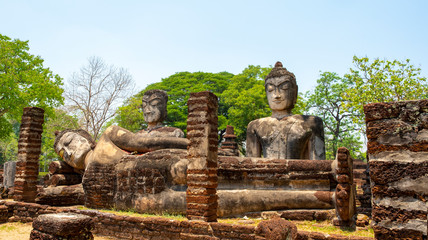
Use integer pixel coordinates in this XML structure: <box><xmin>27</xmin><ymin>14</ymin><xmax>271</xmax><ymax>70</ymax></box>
<box><xmin>116</xmin><ymin>71</ymin><xmax>234</xmax><ymax>133</ymax></box>
<box><xmin>344</xmin><ymin>56</ymin><xmax>428</xmax><ymax>127</ymax></box>
<box><xmin>0</xmin><ymin>34</ymin><xmax>64</xmax><ymax>140</ymax></box>
<box><xmin>65</xmin><ymin>56</ymin><xmax>135</xmax><ymax>140</ymax></box>
<box><xmin>221</xmin><ymin>65</ymin><xmax>272</xmax><ymax>143</ymax></box>
<box><xmin>306</xmin><ymin>72</ymin><xmax>364</xmax><ymax>160</ymax></box>
<box><xmin>0</xmin><ymin>131</ymin><xmax>18</xmax><ymax>165</ymax></box>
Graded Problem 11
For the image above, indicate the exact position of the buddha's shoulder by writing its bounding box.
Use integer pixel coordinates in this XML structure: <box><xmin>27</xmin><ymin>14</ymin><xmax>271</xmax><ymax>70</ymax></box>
<box><xmin>289</xmin><ymin>114</ymin><xmax>323</xmax><ymax>128</ymax></box>
<box><xmin>247</xmin><ymin>117</ymin><xmax>278</xmax><ymax>128</ymax></box>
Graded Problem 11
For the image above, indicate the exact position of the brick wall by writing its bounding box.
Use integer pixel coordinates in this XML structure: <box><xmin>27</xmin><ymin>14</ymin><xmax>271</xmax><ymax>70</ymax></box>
<box><xmin>364</xmin><ymin>100</ymin><xmax>428</xmax><ymax>239</ymax></box>
<box><xmin>82</xmin><ymin>162</ymin><xmax>116</xmax><ymax>209</ymax></box>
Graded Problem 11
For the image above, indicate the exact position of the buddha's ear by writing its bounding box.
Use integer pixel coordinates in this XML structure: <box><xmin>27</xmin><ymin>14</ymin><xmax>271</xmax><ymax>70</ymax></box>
<box><xmin>54</xmin><ymin>131</ymin><xmax>60</xmax><ymax>136</ymax></box>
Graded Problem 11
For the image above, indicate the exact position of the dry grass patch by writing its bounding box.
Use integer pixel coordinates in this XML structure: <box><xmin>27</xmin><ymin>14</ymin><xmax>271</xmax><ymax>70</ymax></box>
<box><xmin>294</xmin><ymin>220</ymin><xmax>374</xmax><ymax>238</ymax></box>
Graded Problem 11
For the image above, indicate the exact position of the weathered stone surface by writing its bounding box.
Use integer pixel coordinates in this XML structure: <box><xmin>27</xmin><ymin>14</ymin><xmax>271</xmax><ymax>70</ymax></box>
<box><xmin>373</xmin><ymin>225</ymin><xmax>424</xmax><ymax>240</ymax></box>
<box><xmin>31</xmin><ymin>213</ymin><xmax>93</xmax><ymax>239</ymax></box>
<box><xmin>47</xmin><ymin>173</ymin><xmax>82</xmax><ymax>186</ymax></box>
<box><xmin>218</xmin><ymin>190</ymin><xmax>334</xmax><ymax>217</ymax></box>
<box><xmin>365</xmin><ymin>100</ymin><xmax>428</xmax><ymax>238</ymax></box>
<box><xmin>82</xmin><ymin>162</ymin><xmax>116</xmax><ymax>209</ymax></box>
<box><xmin>219</xmin><ymin>125</ymin><xmax>239</xmax><ymax>157</ymax></box>
<box><xmin>246</xmin><ymin>61</ymin><xmax>325</xmax><ymax>160</ymax></box>
<box><xmin>48</xmin><ymin>160</ymin><xmax>75</xmax><ymax>175</ymax></box>
<box><xmin>13</xmin><ymin>107</ymin><xmax>44</xmax><ymax>203</ymax></box>
<box><xmin>256</xmin><ymin>218</ymin><xmax>297</xmax><ymax>240</ymax></box>
<box><xmin>36</xmin><ymin>184</ymin><xmax>85</xmax><ymax>206</ymax></box>
<box><xmin>186</xmin><ymin>91</ymin><xmax>218</xmax><ymax>222</ymax></box>
<box><xmin>3</xmin><ymin>161</ymin><xmax>16</xmax><ymax>189</ymax></box>
<box><xmin>280</xmin><ymin>209</ymin><xmax>335</xmax><ymax>221</ymax></box>
<box><xmin>333</xmin><ymin>148</ymin><xmax>356</xmax><ymax>228</ymax></box>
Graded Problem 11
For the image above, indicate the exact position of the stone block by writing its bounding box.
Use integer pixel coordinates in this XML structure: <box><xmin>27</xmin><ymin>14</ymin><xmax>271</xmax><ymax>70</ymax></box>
<box><xmin>31</xmin><ymin>213</ymin><xmax>93</xmax><ymax>239</ymax></box>
<box><xmin>3</xmin><ymin>161</ymin><xmax>16</xmax><ymax>189</ymax></box>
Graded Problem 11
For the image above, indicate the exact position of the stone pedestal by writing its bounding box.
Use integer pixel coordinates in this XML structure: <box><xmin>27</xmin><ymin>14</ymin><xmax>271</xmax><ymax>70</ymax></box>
<box><xmin>186</xmin><ymin>91</ymin><xmax>219</xmax><ymax>222</ymax></box>
<box><xmin>13</xmin><ymin>107</ymin><xmax>44</xmax><ymax>202</ymax></box>
<box><xmin>30</xmin><ymin>213</ymin><xmax>93</xmax><ymax>240</ymax></box>
<box><xmin>365</xmin><ymin>100</ymin><xmax>428</xmax><ymax>239</ymax></box>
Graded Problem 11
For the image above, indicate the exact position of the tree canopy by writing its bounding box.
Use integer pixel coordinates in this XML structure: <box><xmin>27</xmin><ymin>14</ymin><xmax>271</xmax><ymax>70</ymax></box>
<box><xmin>0</xmin><ymin>34</ymin><xmax>64</xmax><ymax>140</ymax></box>
<box><xmin>344</xmin><ymin>56</ymin><xmax>428</xmax><ymax>127</ymax></box>
<box><xmin>221</xmin><ymin>65</ymin><xmax>271</xmax><ymax>142</ymax></box>
<box><xmin>116</xmin><ymin>71</ymin><xmax>234</xmax><ymax>133</ymax></box>
<box><xmin>305</xmin><ymin>72</ymin><xmax>363</xmax><ymax>160</ymax></box>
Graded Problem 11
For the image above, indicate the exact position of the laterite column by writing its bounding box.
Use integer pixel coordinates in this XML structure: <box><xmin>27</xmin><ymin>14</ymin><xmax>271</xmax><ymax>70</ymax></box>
<box><xmin>186</xmin><ymin>91</ymin><xmax>218</xmax><ymax>222</ymax></box>
<box><xmin>333</xmin><ymin>147</ymin><xmax>356</xmax><ymax>228</ymax></box>
<box><xmin>365</xmin><ymin>100</ymin><xmax>428</xmax><ymax>239</ymax></box>
<box><xmin>13</xmin><ymin>107</ymin><xmax>44</xmax><ymax>202</ymax></box>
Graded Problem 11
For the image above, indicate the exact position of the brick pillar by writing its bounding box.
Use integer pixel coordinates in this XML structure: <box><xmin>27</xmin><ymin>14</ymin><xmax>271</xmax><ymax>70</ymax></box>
<box><xmin>186</xmin><ymin>91</ymin><xmax>218</xmax><ymax>222</ymax></box>
<box><xmin>333</xmin><ymin>147</ymin><xmax>356</xmax><ymax>228</ymax></box>
<box><xmin>365</xmin><ymin>100</ymin><xmax>428</xmax><ymax>239</ymax></box>
<box><xmin>13</xmin><ymin>107</ymin><xmax>44</xmax><ymax>202</ymax></box>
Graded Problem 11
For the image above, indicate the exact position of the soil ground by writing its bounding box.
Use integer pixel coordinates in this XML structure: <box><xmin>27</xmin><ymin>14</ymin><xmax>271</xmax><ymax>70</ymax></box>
<box><xmin>0</xmin><ymin>222</ymin><xmax>115</xmax><ymax>240</ymax></box>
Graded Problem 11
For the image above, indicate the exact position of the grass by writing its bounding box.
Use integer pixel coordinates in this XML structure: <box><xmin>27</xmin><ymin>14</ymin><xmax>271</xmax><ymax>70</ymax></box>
<box><xmin>294</xmin><ymin>220</ymin><xmax>374</xmax><ymax>237</ymax></box>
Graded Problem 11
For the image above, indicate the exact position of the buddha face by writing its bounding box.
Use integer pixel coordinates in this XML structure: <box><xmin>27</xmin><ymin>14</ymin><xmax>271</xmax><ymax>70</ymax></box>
<box><xmin>55</xmin><ymin>132</ymin><xmax>92</xmax><ymax>169</ymax></box>
<box><xmin>142</xmin><ymin>93</ymin><xmax>167</xmax><ymax>124</ymax></box>
<box><xmin>265</xmin><ymin>76</ymin><xmax>297</xmax><ymax>112</ymax></box>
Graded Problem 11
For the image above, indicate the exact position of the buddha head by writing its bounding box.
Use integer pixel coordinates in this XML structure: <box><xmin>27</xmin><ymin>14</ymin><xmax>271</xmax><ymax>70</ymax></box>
<box><xmin>265</xmin><ymin>61</ymin><xmax>298</xmax><ymax>114</ymax></box>
<box><xmin>142</xmin><ymin>90</ymin><xmax>168</xmax><ymax>128</ymax></box>
<box><xmin>54</xmin><ymin>129</ymin><xmax>95</xmax><ymax>169</ymax></box>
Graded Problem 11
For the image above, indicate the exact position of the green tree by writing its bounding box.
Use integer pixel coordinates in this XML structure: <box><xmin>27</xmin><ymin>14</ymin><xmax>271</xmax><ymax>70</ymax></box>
<box><xmin>221</xmin><ymin>65</ymin><xmax>272</xmax><ymax>143</ymax></box>
<box><xmin>344</xmin><ymin>56</ymin><xmax>428</xmax><ymax>127</ymax></box>
<box><xmin>116</xmin><ymin>71</ymin><xmax>234</xmax><ymax>133</ymax></box>
<box><xmin>306</xmin><ymin>72</ymin><xmax>363</xmax><ymax>160</ymax></box>
<box><xmin>0</xmin><ymin>34</ymin><xmax>64</xmax><ymax>140</ymax></box>
<box><xmin>0</xmin><ymin>122</ymin><xmax>19</xmax><ymax>165</ymax></box>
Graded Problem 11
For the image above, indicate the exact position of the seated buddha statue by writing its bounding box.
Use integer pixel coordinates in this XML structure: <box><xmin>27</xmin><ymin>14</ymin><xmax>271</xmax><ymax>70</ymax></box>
<box><xmin>246</xmin><ymin>61</ymin><xmax>326</xmax><ymax>160</ymax></box>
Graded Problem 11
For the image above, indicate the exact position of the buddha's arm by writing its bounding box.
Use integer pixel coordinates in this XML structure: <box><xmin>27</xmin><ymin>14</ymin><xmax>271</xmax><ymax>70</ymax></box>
<box><xmin>104</xmin><ymin>125</ymin><xmax>189</xmax><ymax>153</ymax></box>
<box><xmin>246</xmin><ymin>122</ymin><xmax>261</xmax><ymax>157</ymax></box>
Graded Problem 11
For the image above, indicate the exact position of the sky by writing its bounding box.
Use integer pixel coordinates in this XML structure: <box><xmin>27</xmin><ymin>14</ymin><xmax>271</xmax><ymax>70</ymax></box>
<box><xmin>1</xmin><ymin>0</ymin><xmax>427</xmax><ymax>95</ymax></box>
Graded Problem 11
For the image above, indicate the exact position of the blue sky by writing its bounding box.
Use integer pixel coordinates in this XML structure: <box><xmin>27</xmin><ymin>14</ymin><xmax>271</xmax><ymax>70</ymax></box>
<box><xmin>1</xmin><ymin>1</ymin><xmax>427</xmax><ymax>94</ymax></box>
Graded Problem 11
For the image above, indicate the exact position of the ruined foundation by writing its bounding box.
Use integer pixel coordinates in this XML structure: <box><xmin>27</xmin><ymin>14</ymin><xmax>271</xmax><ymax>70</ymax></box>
<box><xmin>365</xmin><ymin>100</ymin><xmax>428</xmax><ymax>239</ymax></box>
